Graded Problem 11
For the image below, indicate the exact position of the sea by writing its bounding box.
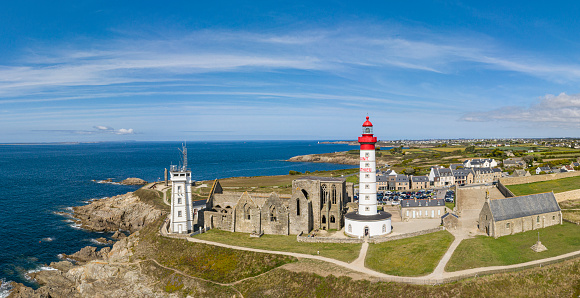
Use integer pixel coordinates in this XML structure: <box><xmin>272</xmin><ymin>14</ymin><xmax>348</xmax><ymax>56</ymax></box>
<box><xmin>0</xmin><ymin>141</ymin><xmax>355</xmax><ymax>294</ymax></box>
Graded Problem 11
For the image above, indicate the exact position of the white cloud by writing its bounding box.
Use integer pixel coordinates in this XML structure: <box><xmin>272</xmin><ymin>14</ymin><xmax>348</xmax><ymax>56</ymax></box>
<box><xmin>116</xmin><ymin>128</ymin><xmax>134</xmax><ymax>135</ymax></box>
<box><xmin>461</xmin><ymin>92</ymin><xmax>580</xmax><ymax>127</ymax></box>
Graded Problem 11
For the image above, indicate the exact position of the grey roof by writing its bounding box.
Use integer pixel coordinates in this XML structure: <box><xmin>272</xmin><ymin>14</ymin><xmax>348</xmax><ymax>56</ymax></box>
<box><xmin>441</xmin><ymin>213</ymin><xmax>458</xmax><ymax>219</ymax></box>
<box><xmin>296</xmin><ymin>176</ymin><xmax>345</xmax><ymax>182</ymax></box>
<box><xmin>449</xmin><ymin>163</ymin><xmax>463</xmax><ymax>170</ymax></box>
<box><xmin>452</xmin><ymin>169</ymin><xmax>473</xmax><ymax>177</ymax></box>
<box><xmin>489</xmin><ymin>192</ymin><xmax>560</xmax><ymax>222</ymax></box>
<box><xmin>401</xmin><ymin>198</ymin><xmax>445</xmax><ymax>208</ymax></box>
<box><xmin>474</xmin><ymin>167</ymin><xmax>493</xmax><ymax>174</ymax></box>
<box><xmin>573</xmin><ymin>162</ymin><xmax>580</xmax><ymax>167</ymax></box>
<box><xmin>433</xmin><ymin>168</ymin><xmax>453</xmax><ymax>177</ymax></box>
<box><xmin>396</xmin><ymin>174</ymin><xmax>409</xmax><ymax>183</ymax></box>
<box><xmin>377</xmin><ymin>175</ymin><xmax>388</xmax><ymax>182</ymax></box>
<box><xmin>411</xmin><ymin>175</ymin><xmax>429</xmax><ymax>182</ymax></box>
<box><xmin>192</xmin><ymin>200</ymin><xmax>207</xmax><ymax>208</ymax></box>
<box><xmin>539</xmin><ymin>166</ymin><xmax>551</xmax><ymax>171</ymax></box>
<box><xmin>492</xmin><ymin>168</ymin><xmax>502</xmax><ymax>173</ymax></box>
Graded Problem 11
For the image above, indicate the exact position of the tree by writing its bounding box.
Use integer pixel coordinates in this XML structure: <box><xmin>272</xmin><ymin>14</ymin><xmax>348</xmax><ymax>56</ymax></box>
<box><xmin>403</xmin><ymin>168</ymin><xmax>416</xmax><ymax>175</ymax></box>
<box><xmin>464</xmin><ymin>146</ymin><xmax>476</xmax><ymax>153</ymax></box>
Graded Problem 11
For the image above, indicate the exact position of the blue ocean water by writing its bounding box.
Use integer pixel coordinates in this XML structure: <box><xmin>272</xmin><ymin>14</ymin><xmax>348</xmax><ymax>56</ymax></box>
<box><xmin>0</xmin><ymin>141</ymin><xmax>354</xmax><ymax>291</ymax></box>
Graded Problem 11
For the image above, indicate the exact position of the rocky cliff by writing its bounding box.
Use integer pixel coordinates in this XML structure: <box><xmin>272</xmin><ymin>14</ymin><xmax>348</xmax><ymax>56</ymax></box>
<box><xmin>8</xmin><ymin>190</ymin><xmax>169</xmax><ymax>297</ymax></box>
<box><xmin>72</xmin><ymin>191</ymin><xmax>164</xmax><ymax>233</ymax></box>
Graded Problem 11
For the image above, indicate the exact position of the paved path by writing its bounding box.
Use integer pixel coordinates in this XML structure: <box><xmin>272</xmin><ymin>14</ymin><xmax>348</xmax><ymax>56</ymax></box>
<box><xmin>350</xmin><ymin>241</ymin><xmax>369</xmax><ymax>268</ymax></box>
<box><xmin>429</xmin><ymin>235</ymin><xmax>466</xmax><ymax>278</ymax></box>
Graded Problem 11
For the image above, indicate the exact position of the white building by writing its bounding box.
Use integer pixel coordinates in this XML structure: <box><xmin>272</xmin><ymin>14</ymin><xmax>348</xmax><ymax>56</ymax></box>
<box><xmin>463</xmin><ymin>158</ymin><xmax>497</xmax><ymax>168</ymax></box>
<box><xmin>170</xmin><ymin>144</ymin><xmax>196</xmax><ymax>234</ymax></box>
<box><xmin>345</xmin><ymin>117</ymin><xmax>392</xmax><ymax>238</ymax></box>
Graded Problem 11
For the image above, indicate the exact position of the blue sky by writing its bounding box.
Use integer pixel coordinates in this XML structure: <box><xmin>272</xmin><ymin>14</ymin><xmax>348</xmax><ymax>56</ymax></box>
<box><xmin>2</xmin><ymin>1</ymin><xmax>580</xmax><ymax>142</ymax></box>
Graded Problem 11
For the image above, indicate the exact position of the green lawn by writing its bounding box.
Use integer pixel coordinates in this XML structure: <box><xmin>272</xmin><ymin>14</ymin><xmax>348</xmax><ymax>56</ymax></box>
<box><xmin>445</xmin><ymin>202</ymin><xmax>455</xmax><ymax>210</ymax></box>
<box><xmin>193</xmin><ymin>229</ymin><xmax>361</xmax><ymax>263</ymax></box>
<box><xmin>507</xmin><ymin>175</ymin><xmax>580</xmax><ymax>196</ymax></box>
<box><xmin>446</xmin><ymin>222</ymin><xmax>580</xmax><ymax>272</ymax></box>
<box><xmin>365</xmin><ymin>230</ymin><xmax>454</xmax><ymax>276</ymax></box>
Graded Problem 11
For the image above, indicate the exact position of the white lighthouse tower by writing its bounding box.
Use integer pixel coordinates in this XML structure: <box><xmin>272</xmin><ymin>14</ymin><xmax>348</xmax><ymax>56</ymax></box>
<box><xmin>345</xmin><ymin>116</ymin><xmax>392</xmax><ymax>238</ymax></box>
<box><xmin>170</xmin><ymin>144</ymin><xmax>195</xmax><ymax>234</ymax></box>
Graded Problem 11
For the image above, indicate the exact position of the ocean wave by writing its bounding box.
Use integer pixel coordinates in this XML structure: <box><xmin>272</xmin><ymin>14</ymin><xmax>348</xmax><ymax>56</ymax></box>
<box><xmin>41</xmin><ymin>237</ymin><xmax>54</xmax><ymax>242</ymax></box>
<box><xmin>24</xmin><ymin>266</ymin><xmax>57</xmax><ymax>280</ymax></box>
<box><xmin>69</xmin><ymin>221</ymin><xmax>82</xmax><ymax>230</ymax></box>
<box><xmin>0</xmin><ymin>278</ymin><xmax>13</xmax><ymax>298</ymax></box>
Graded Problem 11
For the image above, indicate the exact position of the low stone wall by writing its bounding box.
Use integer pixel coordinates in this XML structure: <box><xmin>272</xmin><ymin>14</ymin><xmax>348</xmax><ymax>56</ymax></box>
<box><xmin>296</xmin><ymin>227</ymin><xmax>444</xmax><ymax>244</ymax></box>
<box><xmin>500</xmin><ymin>171</ymin><xmax>580</xmax><ymax>185</ymax></box>
<box><xmin>497</xmin><ymin>181</ymin><xmax>515</xmax><ymax>198</ymax></box>
<box><xmin>555</xmin><ymin>189</ymin><xmax>580</xmax><ymax>202</ymax></box>
<box><xmin>296</xmin><ymin>232</ymin><xmax>363</xmax><ymax>243</ymax></box>
<box><xmin>370</xmin><ymin>226</ymin><xmax>443</xmax><ymax>244</ymax></box>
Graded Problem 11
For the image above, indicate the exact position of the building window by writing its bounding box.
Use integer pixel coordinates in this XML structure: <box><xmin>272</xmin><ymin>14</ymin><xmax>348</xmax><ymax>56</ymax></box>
<box><xmin>365</xmin><ymin>163</ymin><xmax>370</xmax><ymax>167</ymax></box>
<box><xmin>365</xmin><ymin>152</ymin><xmax>369</xmax><ymax>157</ymax></box>
<box><xmin>365</xmin><ymin>195</ymin><xmax>369</xmax><ymax>200</ymax></box>
<box><xmin>365</xmin><ymin>184</ymin><xmax>369</xmax><ymax>189</ymax></box>
<box><xmin>321</xmin><ymin>184</ymin><xmax>328</xmax><ymax>205</ymax></box>
<box><xmin>406</xmin><ymin>211</ymin><xmax>409</xmax><ymax>217</ymax></box>
<box><xmin>365</xmin><ymin>207</ymin><xmax>370</xmax><ymax>211</ymax></box>
<box><xmin>553</xmin><ymin>215</ymin><xmax>556</xmax><ymax>220</ymax></box>
<box><xmin>331</xmin><ymin>185</ymin><xmax>337</xmax><ymax>204</ymax></box>
<box><xmin>270</xmin><ymin>206</ymin><xmax>277</xmax><ymax>222</ymax></box>
<box><xmin>382</xmin><ymin>224</ymin><xmax>386</xmax><ymax>233</ymax></box>
<box><xmin>506</xmin><ymin>222</ymin><xmax>510</xmax><ymax>229</ymax></box>
<box><xmin>348</xmin><ymin>224</ymin><xmax>352</xmax><ymax>232</ymax></box>
<box><xmin>296</xmin><ymin>199</ymin><xmax>300</xmax><ymax>216</ymax></box>
<box><xmin>438</xmin><ymin>210</ymin><xmax>441</xmax><ymax>216</ymax></box>
<box><xmin>322</xmin><ymin>215</ymin><xmax>326</xmax><ymax>224</ymax></box>
<box><xmin>178</xmin><ymin>211</ymin><xmax>182</xmax><ymax>217</ymax></box>
<box><xmin>177</xmin><ymin>186</ymin><xmax>181</xmax><ymax>193</ymax></box>
<box><xmin>365</xmin><ymin>174</ymin><xmax>370</xmax><ymax>178</ymax></box>
<box><xmin>537</xmin><ymin>216</ymin><xmax>540</xmax><ymax>223</ymax></box>
<box><xmin>178</xmin><ymin>197</ymin><xmax>182</xmax><ymax>204</ymax></box>
<box><xmin>330</xmin><ymin>215</ymin><xmax>335</xmax><ymax>223</ymax></box>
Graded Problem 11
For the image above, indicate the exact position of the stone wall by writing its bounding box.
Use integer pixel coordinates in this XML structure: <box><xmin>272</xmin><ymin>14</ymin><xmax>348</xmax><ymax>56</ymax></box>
<box><xmin>497</xmin><ymin>181</ymin><xmax>515</xmax><ymax>198</ymax></box>
<box><xmin>554</xmin><ymin>189</ymin><xmax>580</xmax><ymax>202</ymax></box>
<box><xmin>492</xmin><ymin>211</ymin><xmax>561</xmax><ymax>238</ymax></box>
<box><xmin>500</xmin><ymin>171</ymin><xmax>580</xmax><ymax>185</ymax></box>
<box><xmin>295</xmin><ymin>226</ymin><xmax>444</xmax><ymax>244</ymax></box>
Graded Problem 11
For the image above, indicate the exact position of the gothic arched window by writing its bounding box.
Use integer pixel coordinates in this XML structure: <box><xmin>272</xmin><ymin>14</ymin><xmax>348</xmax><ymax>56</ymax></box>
<box><xmin>331</xmin><ymin>185</ymin><xmax>337</xmax><ymax>205</ymax></box>
<box><xmin>330</xmin><ymin>215</ymin><xmax>335</xmax><ymax>223</ymax></box>
<box><xmin>269</xmin><ymin>206</ymin><xmax>277</xmax><ymax>222</ymax></box>
<box><xmin>296</xmin><ymin>199</ymin><xmax>300</xmax><ymax>216</ymax></box>
<box><xmin>321</xmin><ymin>184</ymin><xmax>328</xmax><ymax>205</ymax></box>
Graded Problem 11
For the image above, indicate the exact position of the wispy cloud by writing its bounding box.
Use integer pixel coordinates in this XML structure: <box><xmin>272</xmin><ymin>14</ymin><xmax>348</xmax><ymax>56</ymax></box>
<box><xmin>33</xmin><ymin>126</ymin><xmax>135</xmax><ymax>135</ymax></box>
<box><xmin>2</xmin><ymin>25</ymin><xmax>580</xmax><ymax>103</ymax></box>
<box><xmin>461</xmin><ymin>92</ymin><xmax>580</xmax><ymax>127</ymax></box>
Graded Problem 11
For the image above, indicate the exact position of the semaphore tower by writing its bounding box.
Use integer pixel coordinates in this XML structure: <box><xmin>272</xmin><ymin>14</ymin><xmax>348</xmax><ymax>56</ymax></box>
<box><xmin>170</xmin><ymin>143</ymin><xmax>195</xmax><ymax>234</ymax></box>
<box><xmin>344</xmin><ymin>116</ymin><xmax>392</xmax><ymax>238</ymax></box>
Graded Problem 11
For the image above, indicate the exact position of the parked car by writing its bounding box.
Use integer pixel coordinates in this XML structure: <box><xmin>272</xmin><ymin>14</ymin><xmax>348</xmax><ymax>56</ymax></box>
<box><xmin>391</xmin><ymin>200</ymin><xmax>400</xmax><ymax>205</ymax></box>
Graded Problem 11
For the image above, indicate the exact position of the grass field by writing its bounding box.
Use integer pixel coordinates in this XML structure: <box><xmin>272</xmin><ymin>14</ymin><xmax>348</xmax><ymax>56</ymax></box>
<box><xmin>365</xmin><ymin>230</ymin><xmax>454</xmax><ymax>276</ymax></box>
<box><xmin>134</xmin><ymin>188</ymin><xmax>170</xmax><ymax>212</ymax></box>
<box><xmin>507</xmin><ymin>175</ymin><xmax>580</xmax><ymax>196</ymax></box>
<box><xmin>135</xmin><ymin>219</ymin><xmax>296</xmax><ymax>283</ymax></box>
<box><xmin>194</xmin><ymin>229</ymin><xmax>362</xmax><ymax>263</ymax></box>
<box><xmin>237</xmin><ymin>257</ymin><xmax>580</xmax><ymax>297</ymax></box>
<box><xmin>446</xmin><ymin>222</ymin><xmax>580</xmax><ymax>272</ymax></box>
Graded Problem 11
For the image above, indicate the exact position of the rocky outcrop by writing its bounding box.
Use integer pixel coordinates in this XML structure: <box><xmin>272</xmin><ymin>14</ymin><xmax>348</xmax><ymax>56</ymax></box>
<box><xmin>120</xmin><ymin>178</ymin><xmax>147</xmax><ymax>185</ymax></box>
<box><xmin>72</xmin><ymin>192</ymin><xmax>164</xmax><ymax>233</ymax></box>
<box><xmin>9</xmin><ymin>233</ymin><xmax>166</xmax><ymax>298</ymax></box>
<box><xmin>287</xmin><ymin>153</ymin><xmax>360</xmax><ymax>165</ymax></box>
<box><xmin>62</xmin><ymin>246</ymin><xmax>111</xmax><ymax>263</ymax></box>
<box><xmin>111</xmin><ymin>231</ymin><xmax>127</xmax><ymax>240</ymax></box>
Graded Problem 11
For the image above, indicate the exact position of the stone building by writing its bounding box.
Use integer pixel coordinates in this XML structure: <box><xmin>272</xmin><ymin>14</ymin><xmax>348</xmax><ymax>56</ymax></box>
<box><xmin>441</xmin><ymin>213</ymin><xmax>459</xmax><ymax>230</ymax></box>
<box><xmin>478</xmin><ymin>192</ymin><xmax>562</xmax><ymax>238</ymax></box>
<box><xmin>203</xmin><ymin>176</ymin><xmax>353</xmax><ymax>235</ymax></box>
<box><xmin>400</xmin><ymin>198</ymin><xmax>446</xmax><ymax>221</ymax></box>
<box><xmin>452</xmin><ymin>169</ymin><xmax>474</xmax><ymax>185</ymax></box>
<box><xmin>410</xmin><ymin>175</ymin><xmax>429</xmax><ymax>189</ymax></box>
<box><xmin>429</xmin><ymin>167</ymin><xmax>455</xmax><ymax>187</ymax></box>
<box><xmin>472</xmin><ymin>167</ymin><xmax>500</xmax><ymax>184</ymax></box>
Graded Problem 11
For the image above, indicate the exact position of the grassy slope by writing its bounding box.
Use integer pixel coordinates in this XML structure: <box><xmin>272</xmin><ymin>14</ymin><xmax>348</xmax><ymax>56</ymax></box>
<box><xmin>446</xmin><ymin>222</ymin><xmax>580</xmax><ymax>272</ymax></box>
<box><xmin>194</xmin><ymin>229</ymin><xmax>361</xmax><ymax>263</ymax></box>
<box><xmin>237</xmin><ymin>258</ymin><xmax>580</xmax><ymax>297</ymax></box>
<box><xmin>134</xmin><ymin>188</ymin><xmax>170</xmax><ymax>212</ymax></box>
<box><xmin>365</xmin><ymin>231</ymin><xmax>455</xmax><ymax>276</ymax></box>
<box><xmin>135</xmin><ymin>219</ymin><xmax>296</xmax><ymax>283</ymax></box>
<box><xmin>507</xmin><ymin>175</ymin><xmax>580</xmax><ymax>196</ymax></box>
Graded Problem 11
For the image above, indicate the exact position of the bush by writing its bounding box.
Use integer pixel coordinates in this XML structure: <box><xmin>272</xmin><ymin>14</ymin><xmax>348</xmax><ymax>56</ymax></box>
<box><xmin>289</xmin><ymin>170</ymin><xmax>302</xmax><ymax>175</ymax></box>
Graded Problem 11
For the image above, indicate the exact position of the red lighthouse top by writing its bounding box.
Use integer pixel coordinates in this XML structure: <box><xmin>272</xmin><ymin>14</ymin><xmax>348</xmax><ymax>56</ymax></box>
<box><xmin>362</xmin><ymin>116</ymin><xmax>373</xmax><ymax>127</ymax></box>
<box><xmin>358</xmin><ymin>116</ymin><xmax>377</xmax><ymax>150</ymax></box>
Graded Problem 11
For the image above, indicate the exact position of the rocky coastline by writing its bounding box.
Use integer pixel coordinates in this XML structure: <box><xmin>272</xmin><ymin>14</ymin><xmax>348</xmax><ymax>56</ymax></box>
<box><xmin>287</xmin><ymin>153</ymin><xmax>360</xmax><ymax>165</ymax></box>
<box><xmin>8</xmin><ymin>189</ymin><xmax>167</xmax><ymax>297</ymax></box>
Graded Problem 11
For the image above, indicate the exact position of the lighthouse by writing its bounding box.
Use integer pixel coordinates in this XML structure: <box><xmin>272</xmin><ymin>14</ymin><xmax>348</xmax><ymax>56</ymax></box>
<box><xmin>170</xmin><ymin>144</ymin><xmax>195</xmax><ymax>234</ymax></box>
<box><xmin>344</xmin><ymin>116</ymin><xmax>392</xmax><ymax>238</ymax></box>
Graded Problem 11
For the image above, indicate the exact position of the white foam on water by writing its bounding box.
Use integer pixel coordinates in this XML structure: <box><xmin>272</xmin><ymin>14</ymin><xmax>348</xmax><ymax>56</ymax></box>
<box><xmin>69</xmin><ymin>222</ymin><xmax>82</xmax><ymax>230</ymax></box>
<box><xmin>0</xmin><ymin>278</ymin><xmax>13</xmax><ymax>298</ymax></box>
<box><xmin>23</xmin><ymin>266</ymin><xmax>57</xmax><ymax>281</ymax></box>
<box><xmin>41</xmin><ymin>237</ymin><xmax>54</xmax><ymax>242</ymax></box>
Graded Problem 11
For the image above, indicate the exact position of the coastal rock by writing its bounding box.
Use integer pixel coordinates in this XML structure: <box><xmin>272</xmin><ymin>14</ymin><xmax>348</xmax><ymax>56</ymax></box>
<box><xmin>287</xmin><ymin>153</ymin><xmax>360</xmax><ymax>165</ymax></box>
<box><xmin>120</xmin><ymin>177</ymin><xmax>147</xmax><ymax>185</ymax></box>
<box><xmin>72</xmin><ymin>192</ymin><xmax>164</xmax><ymax>233</ymax></box>
<box><xmin>111</xmin><ymin>231</ymin><xmax>127</xmax><ymax>240</ymax></box>
<box><xmin>50</xmin><ymin>261</ymin><xmax>74</xmax><ymax>272</ymax></box>
<box><xmin>95</xmin><ymin>237</ymin><xmax>114</xmax><ymax>245</ymax></box>
<box><xmin>62</xmin><ymin>246</ymin><xmax>111</xmax><ymax>263</ymax></box>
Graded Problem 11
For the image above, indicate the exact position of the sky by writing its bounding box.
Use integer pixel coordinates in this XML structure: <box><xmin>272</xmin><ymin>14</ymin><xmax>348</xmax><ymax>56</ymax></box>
<box><xmin>2</xmin><ymin>1</ymin><xmax>580</xmax><ymax>142</ymax></box>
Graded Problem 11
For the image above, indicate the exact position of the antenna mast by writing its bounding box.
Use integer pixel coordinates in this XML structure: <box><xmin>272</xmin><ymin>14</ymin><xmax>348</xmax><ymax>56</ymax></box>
<box><xmin>178</xmin><ymin>142</ymin><xmax>188</xmax><ymax>171</ymax></box>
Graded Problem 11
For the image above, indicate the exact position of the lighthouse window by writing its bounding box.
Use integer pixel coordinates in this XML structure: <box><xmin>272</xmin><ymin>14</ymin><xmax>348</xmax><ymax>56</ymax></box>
<box><xmin>365</xmin><ymin>207</ymin><xmax>370</xmax><ymax>211</ymax></box>
<box><xmin>178</xmin><ymin>211</ymin><xmax>182</xmax><ymax>217</ymax></box>
<box><xmin>365</xmin><ymin>195</ymin><xmax>369</xmax><ymax>200</ymax></box>
<box><xmin>365</xmin><ymin>174</ymin><xmax>369</xmax><ymax>178</ymax></box>
<box><xmin>348</xmin><ymin>224</ymin><xmax>352</xmax><ymax>233</ymax></box>
<box><xmin>178</xmin><ymin>197</ymin><xmax>182</xmax><ymax>204</ymax></box>
<box><xmin>365</xmin><ymin>184</ymin><xmax>369</xmax><ymax>189</ymax></box>
<box><xmin>365</xmin><ymin>163</ymin><xmax>369</xmax><ymax>167</ymax></box>
<box><xmin>365</xmin><ymin>152</ymin><xmax>369</xmax><ymax>157</ymax></box>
